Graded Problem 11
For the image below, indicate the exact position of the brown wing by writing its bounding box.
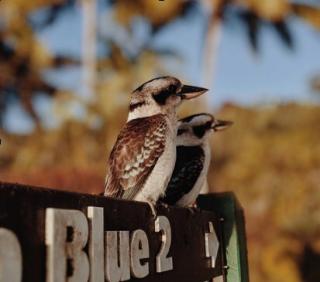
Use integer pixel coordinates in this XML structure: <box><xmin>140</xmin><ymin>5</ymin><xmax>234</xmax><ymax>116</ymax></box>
<box><xmin>104</xmin><ymin>114</ymin><xmax>168</xmax><ymax>200</ymax></box>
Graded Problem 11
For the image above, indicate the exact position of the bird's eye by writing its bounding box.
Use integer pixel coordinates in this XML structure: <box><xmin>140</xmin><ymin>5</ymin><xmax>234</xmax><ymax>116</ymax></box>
<box><xmin>152</xmin><ymin>84</ymin><xmax>178</xmax><ymax>105</ymax></box>
<box><xmin>153</xmin><ymin>89</ymin><xmax>172</xmax><ymax>105</ymax></box>
<box><xmin>193</xmin><ymin>125</ymin><xmax>206</xmax><ymax>139</ymax></box>
<box><xmin>205</xmin><ymin>121</ymin><xmax>212</xmax><ymax>129</ymax></box>
<box><xmin>177</xmin><ymin>129</ymin><xmax>187</xmax><ymax>135</ymax></box>
<box><xmin>168</xmin><ymin>84</ymin><xmax>177</xmax><ymax>92</ymax></box>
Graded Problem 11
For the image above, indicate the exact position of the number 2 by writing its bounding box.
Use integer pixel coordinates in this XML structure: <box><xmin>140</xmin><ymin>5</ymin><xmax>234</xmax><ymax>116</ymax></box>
<box><xmin>155</xmin><ymin>216</ymin><xmax>173</xmax><ymax>273</ymax></box>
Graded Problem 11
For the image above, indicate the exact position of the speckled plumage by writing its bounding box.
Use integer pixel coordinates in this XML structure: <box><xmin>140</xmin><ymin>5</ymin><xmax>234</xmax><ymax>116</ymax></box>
<box><xmin>104</xmin><ymin>114</ymin><xmax>168</xmax><ymax>200</ymax></box>
<box><xmin>104</xmin><ymin>76</ymin><xmax>207</xmax><ymax>205</ymax></box>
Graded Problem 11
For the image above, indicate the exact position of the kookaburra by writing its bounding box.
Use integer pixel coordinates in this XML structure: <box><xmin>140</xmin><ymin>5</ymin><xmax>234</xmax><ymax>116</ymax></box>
<box><xmin>161</xmin><ymin>113</ymin><xmax>233</xmax><ymax>207</ymax></box>
<box><xmin>104</xmin><ymin>77</ymin><xmax>207</xmax><ymax>209</ymax></box>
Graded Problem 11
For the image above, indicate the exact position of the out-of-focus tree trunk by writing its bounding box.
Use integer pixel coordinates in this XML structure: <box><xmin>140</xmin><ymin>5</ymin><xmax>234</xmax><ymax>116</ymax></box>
<box><xmin>200</xmin><ymin>0</ymin><xmax>224</xmax><ymax>194</ymax></box>
<box><xmin>201</xmin><ymin>10</ymin><xmax>222</xmax><ymax>99</ymax></box>
<box><xmin>81</xmin><ymin>0</ymin><xmax>97</xmax><ymax>102</ymax></box>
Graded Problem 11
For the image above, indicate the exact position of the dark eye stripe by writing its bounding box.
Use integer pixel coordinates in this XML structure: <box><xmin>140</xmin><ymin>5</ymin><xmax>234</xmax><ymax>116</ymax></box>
<box><xmin>129</xmin><ymin>101</ymin><xmax>146</xmax><ymax>111</ymax></box>
<box><xmin>153</xmin><ymin>83</ymin><xmax>179</xmax><ymax>105</ymax></box>
<box><xmin>193</xmin><ymin>126</ymin><xmax>206</xmax><ymax>138</ymax></box>
<box><xmin>192</xmin><ymin>122</ymin><xmax>212</xmax><ymax>139</ymax></box>
<box><xmin>153</xmin><ymin>89</ymin><xmax>172</xmax><ymax>105</ymax></box>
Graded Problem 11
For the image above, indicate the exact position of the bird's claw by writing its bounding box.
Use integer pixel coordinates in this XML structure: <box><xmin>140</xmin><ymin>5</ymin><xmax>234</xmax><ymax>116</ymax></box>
<box><xmin>146</xmin><ymin>200</ymin><xmax>157</xmax><ymax>219</ymax></box>
<box><xmin>160</xmin><ymin>202</ymin><xmax>169</xmax><ymax>209</ymax></box>
<box><xmin>188</xmin><ymin>203</ymin><xmax>200</xmax><ymax>214</ymax></box>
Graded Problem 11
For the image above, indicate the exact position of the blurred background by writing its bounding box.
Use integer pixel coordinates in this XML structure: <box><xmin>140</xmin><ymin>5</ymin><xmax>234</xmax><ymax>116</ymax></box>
<box><xmin>0</xmin><ymin>0</ymin><xmax>320</xmax><ymax>281</ymax></box>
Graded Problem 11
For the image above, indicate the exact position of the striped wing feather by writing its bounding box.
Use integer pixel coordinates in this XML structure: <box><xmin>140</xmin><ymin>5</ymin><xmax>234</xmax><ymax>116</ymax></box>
<box><xmin>104</xmin><ymin>114</ymin><xmax>167</xmax><ymax>200</ymax></box>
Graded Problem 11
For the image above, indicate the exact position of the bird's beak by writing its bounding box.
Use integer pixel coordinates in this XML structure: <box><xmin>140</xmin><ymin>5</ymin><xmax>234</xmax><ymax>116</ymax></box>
<box><xmin>178</xmin><ymin>85</ymin><xmax>208</xmax><ymax>100</ymax></box>
<box><xmin>211</xmin><ymin>119</ymin><xmax>233</xmax><ymax>132</ymax></box>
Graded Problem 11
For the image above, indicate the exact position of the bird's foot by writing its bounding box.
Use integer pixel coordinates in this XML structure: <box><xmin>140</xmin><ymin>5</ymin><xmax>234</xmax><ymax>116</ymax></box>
<box><xmin>159</xmin><ymin>202</ymin><xmax>169</xmax><ymax>209</ymax></box>
<box><xmin>188</xmin><ymin>203</ymin><xmax>200</xmax><ymax>214</ymax></box>
<box><xmin>146</xmin><ymin>200</ymin><xmax>157</xmax><ymax>219</ymax></box>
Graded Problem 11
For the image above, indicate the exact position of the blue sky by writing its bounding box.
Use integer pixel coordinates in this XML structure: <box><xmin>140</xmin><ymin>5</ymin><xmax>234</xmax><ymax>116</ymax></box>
<box><xmin>214</xmin><ymin>16</ymin><xmax>320</xmax><ymax>105</ymax></box>
<box><xmin>152</xmin><ymin>5</ymin><xmax>320</xmax><ymax>105</ymax></box>
<box><xmin>4</xmin><ymin>2</ymin><xmax>320</xmax><ymax>132</ymax></box>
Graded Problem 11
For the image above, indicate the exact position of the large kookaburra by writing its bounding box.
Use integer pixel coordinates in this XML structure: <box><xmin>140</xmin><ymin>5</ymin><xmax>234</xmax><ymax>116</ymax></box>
<box><xmin>104</xmin><ymin>77</ymin><xmax>207</xmax><ymax>209</ymax></box>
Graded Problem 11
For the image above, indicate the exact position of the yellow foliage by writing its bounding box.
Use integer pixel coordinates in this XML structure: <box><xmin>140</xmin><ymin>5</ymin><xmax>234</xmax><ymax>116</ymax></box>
<box><xmin>261</xmin><ymin>238</ymin><xmax>301</xmax><ymax>282</ymax></box>
<box><xmin>249</xmin><ymin>0</ymin><xmax>290</xmax><ymax>21</ymax></box>
<box><xmin>1</xmin><ymin>103</ymin><xmax>320</xmax><ymax>281</ymax></box>
<box><xmin>291</xmin><ymin>3</ymin><xmax>320</xmax><ymax>30</ymax></box>
<box><xmin>114</xmin><ymin>0</ymin><xmax>186</xmax><ymax>27</ymax></box>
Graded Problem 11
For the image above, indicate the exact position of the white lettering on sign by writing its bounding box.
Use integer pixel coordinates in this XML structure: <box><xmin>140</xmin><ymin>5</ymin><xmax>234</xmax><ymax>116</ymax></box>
<box><xmin>105</xmin><ymin>231</ymin><xmax>131</xmax><ymax>282</ymax></box>
<box><xmin>45</xmin><ymin>209</ymin><xmax>89</xmax><ymax>282</ymax></box>
<box><xmin>204</xmin><ymin>222</ymin><xmax>219</xmax><ymax>268</ymax></box>
<box><xmin>0</xmin><ymin>207</ymin><xmax>221</xmax><ymax>281</ymax></box>
<box><xmin>0</xmin><ymin>228</ymin><xmax>22</xmax><ymax>282</ymax></box>
<box><xmin>155</xmin><ymin>216</ymin><xmax>173</xmax><ymax>273</ymax></box>
<box><xmin>87</xmin><ymin>207</ymin><xmax>104</xmax><ymax>282</ymax></box>
<box><xmin>130</xmin><ymin>229</ymin><xmax>149</xmax><ymax>278</ymax></box>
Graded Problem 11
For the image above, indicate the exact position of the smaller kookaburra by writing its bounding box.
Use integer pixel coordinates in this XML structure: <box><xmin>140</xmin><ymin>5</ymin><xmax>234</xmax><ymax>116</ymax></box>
<box><xmin>104</xmin><ymin>77</ymin><xmax>207</xmax><ymax>210</ymax></box>
<box><xmin>161</xmin><ymin>113</ymin><xmax>233</xmax><ymax>207</ymax></box>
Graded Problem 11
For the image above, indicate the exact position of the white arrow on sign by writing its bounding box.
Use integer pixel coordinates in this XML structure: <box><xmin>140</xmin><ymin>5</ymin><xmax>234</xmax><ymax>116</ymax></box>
<box><xmin>204</xmin><ymin>221</ymin><xmax>219</xmax><ymax>268</ymax></box>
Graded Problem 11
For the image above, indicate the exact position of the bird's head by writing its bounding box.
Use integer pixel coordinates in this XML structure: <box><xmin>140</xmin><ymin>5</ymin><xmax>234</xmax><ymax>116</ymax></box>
<box><xmin>177</xmin><ymin>113</ymin><xmax>233</xmax><ymax>146</ymax></box>
<box><xmin>128</xmin><ymin>76</ymin><xmax>207</xmax><ymax>120</ymax></box>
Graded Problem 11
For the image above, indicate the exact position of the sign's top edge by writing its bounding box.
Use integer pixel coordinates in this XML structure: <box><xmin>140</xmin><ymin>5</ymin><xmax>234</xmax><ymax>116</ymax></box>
<box><xmin>0</xmin><ymin>181</ymin><xmax>221</xmax><ymax>219</ymax></box>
